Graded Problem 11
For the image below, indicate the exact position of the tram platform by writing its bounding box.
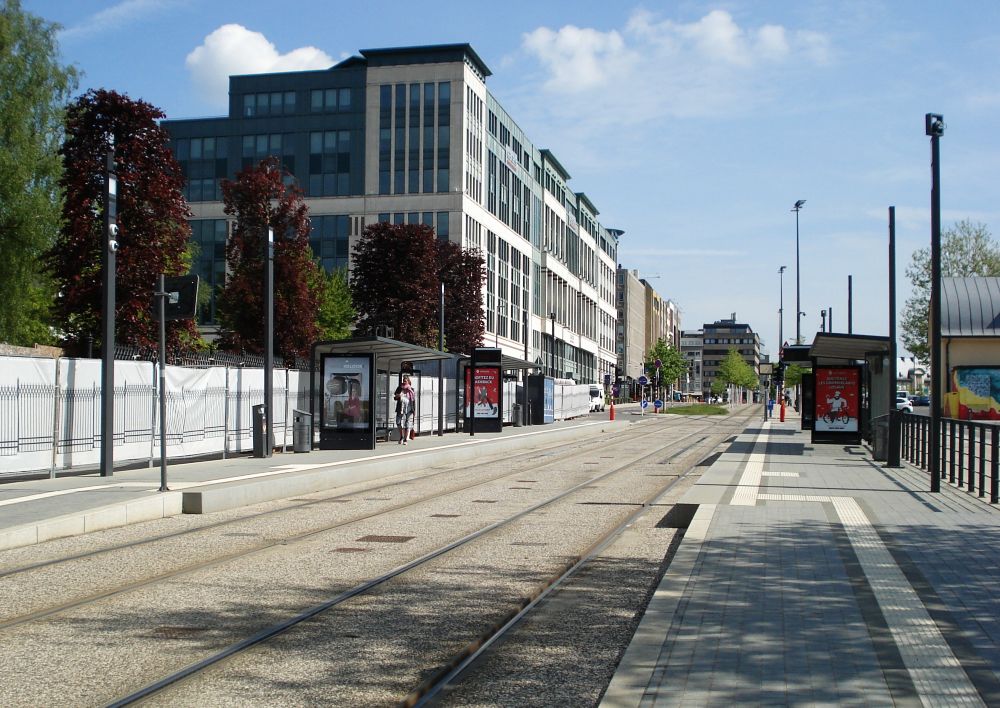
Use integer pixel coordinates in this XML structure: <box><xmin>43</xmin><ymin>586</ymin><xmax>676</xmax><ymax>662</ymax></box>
<box><xmin>603</xmin><ymin>413</ymin><xmax>1000</xmax><ymax>707</ymax></box>
<box><xmin>0</xmin><ymin>409</ymin><xmax>644</xmax><ymax>552</ymax></box>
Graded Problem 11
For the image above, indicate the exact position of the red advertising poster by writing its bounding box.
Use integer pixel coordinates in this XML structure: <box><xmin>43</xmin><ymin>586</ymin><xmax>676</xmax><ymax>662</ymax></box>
<box><xmin>465</xmin><ymin>366</ymin><xmax>499</xmax><ymax>419</ymax></box>
<box><xmin>815</xmin><ymin>367</ymin><xmax>860</xmax><ymax>432</ymax></box>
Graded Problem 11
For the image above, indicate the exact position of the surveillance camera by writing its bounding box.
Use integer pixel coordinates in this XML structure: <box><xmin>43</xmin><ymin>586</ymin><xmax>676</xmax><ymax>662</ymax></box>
<box><xmin>108</xmin><ymin>223</ymin><xmax>119</xmax><ymax>237</ymax></box>
<box><xmin>108</xmin><ymin>239</ymin><xmax>119</xmax><ymax>252</ymax></box>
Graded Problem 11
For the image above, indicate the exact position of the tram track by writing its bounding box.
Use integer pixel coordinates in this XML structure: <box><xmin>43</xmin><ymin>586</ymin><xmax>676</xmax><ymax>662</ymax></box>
<box><xmin>102</xmin><ymin>412</ymin><xmax>753</xmax><ymax>707</ymax></box>
<box><xmin>0</xmin><ymin>421</ymin><xmax>667</xmax><ymax>630</ymax></box>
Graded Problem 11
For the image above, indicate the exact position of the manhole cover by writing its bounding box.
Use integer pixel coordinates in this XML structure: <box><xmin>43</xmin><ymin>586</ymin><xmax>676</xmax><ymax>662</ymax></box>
<box><xmin>356</xmin><ymin>535</ymin><xmax>415</xmax><ymax>543</ymax></box>
<box><xmin>153</xmin><ymin>626</ymin><xmax>207</xmax><ymax>639</ymax></box>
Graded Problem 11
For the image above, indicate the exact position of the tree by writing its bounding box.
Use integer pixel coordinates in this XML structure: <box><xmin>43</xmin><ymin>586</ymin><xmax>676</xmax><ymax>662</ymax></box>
<box><xmin>901</xmin><ymin>220</ymin><xmax>1000</xmax><ymax>364</ymax></box>
<box><xmin>716</xmin><ymin>347</ymin><xmax>758</xmax><ymax>391</ymax></box>
<box><xmin>0</xmin><ymin>2</ymin><xmax>77</xmax><ymax>345</ymax></box>
<box><xmin>645</xmin><ymin>337</ymin><xmax>687</xmax><ymax>394</ymax></box>
<box><xmin>350</xmin><ymin>223</ymin><xmax>485</xmax><ymax>353</ymax></box>
<box><xmin>783</xmin><ymin>363</ymin><xmax>807</xmax><ymax>387</ymax></box>
<box><xmin>48</xmin><ymin>89</ymin><xmax>201</xmax><ymax>355</ymax></box>
<box><xmin>216</xmin><ymin>156</ymin><xmax>321</xmax><ymax>362</ymax></box>
<box><xmin>314</xmin><ymin>266</ymin><xmax>355</xmax><ymax>341</ymax></box>
<box><xmin>438</xmin><ymin>238</ymin><xmax>485</xmax><ymax>354</ymax></box>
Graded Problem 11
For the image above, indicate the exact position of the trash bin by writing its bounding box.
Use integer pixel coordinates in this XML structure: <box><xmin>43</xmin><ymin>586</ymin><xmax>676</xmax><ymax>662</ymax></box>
<box><xmin>252</xmin><ymin>404</ymin><xmax>267</xmax><ymax>457</ymax></box>
<box><xmin>873</xmin><ymin>416</ymin><xmax>888</xmax><ymax>461</ymax></box>
<box><xmin>512</xmin><ymin>403</ymin><xmax>523</xmax><ymax>427</ymax></box>
<box><xmin>292</xmin><ymin>409</ymin><xmax>312</xmax><ymax>453</ymax></box>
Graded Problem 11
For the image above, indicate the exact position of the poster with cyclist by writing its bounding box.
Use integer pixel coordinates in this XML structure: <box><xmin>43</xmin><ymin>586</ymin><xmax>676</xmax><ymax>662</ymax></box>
<box><xmin>815</xmin><ymin>367</ymin><xmax>860</xmax><ymax>432</ymax></box>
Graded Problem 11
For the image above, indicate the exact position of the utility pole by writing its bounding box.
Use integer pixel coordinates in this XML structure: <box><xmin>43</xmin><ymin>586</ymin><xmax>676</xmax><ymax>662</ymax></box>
<box><xmin>100</xmin><ymin>144</ymin><xmax>118</xmax><ymax>477</ymax></box>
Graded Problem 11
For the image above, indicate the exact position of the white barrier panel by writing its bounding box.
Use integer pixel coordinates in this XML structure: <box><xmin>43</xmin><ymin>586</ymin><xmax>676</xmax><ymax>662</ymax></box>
<box><xmin>0</xmin><ymin>355</ymin><xmax>57</xmax><ymax>475</ymax></box>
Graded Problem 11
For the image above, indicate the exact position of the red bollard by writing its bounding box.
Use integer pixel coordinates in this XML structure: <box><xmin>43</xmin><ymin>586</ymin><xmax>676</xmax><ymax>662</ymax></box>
<box><xmin>780</xmin><ymin>399</ymin><xmax>786</xmax><ymax>422</ymax></box>
<box><xmin>609</xmin><ymin>402</ymin><xmax>615</xmax><ymax>421</ymax></box>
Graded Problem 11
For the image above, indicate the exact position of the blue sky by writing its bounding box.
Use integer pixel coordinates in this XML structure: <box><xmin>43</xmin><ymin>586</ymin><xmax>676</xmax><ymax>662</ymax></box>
<box><xmin>23</xmin><ymin>0</ymin><xmax>1000</xmax><ymax>360</ymax></box>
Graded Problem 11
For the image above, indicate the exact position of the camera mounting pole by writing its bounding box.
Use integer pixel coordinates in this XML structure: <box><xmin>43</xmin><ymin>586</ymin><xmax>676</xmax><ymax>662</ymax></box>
<box><xmin>100</xmin><ymin>144</ymin><xmax>118</xmax><ymax>477</ymax></box>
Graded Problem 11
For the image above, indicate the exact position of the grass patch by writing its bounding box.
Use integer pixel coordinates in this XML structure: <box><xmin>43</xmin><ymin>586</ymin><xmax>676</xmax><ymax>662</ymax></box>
<box><xmin>666</xmin><ymin>404</ymin><xmax>729</xmax><ymax>416</ymax></box>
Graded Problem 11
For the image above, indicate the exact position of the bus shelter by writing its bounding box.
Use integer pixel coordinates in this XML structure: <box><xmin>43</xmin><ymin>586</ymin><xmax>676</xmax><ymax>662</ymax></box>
<box><xmin>310</xmin><ymin>336</ymin><xmax>451</xmax><ymax>450</ymax></box>
<box><xmin>807</xmin><ymin>333</ymin><xmax>890</xmax><ymax>445</ymax></box>
<box><xmin>457</xmin><ymin>349</ymin><xmax>541</xmax><ymax>431</ymax></box>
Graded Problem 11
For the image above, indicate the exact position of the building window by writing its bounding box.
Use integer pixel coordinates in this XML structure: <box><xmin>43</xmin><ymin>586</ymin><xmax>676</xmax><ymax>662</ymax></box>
<box><xmin>309</xmin><ymin>215</ymin><xmax>350</xmax><ymax>272</ymax></box>
<box><xmin>309</xmin><ymin>87</ymin><xmax>352</xmax><ymax>113</ymax></box>
<box><xmin>176</xmin><ymin>136</ymin><xmax>228</xmax><ymax>202</ymax></box>
<box><xmin>308</xmin><ymin>130</ymin><xmax>352</xmax><ymax>196</ymax></box>
<box><xmin>437</xmin><ymin>81</ymin><xmax>450</xmax><ymax>192</ymax></box>
<box><xmin>394</xmin><ymin>84</ymin><xmax>405</xmax><ymax>194</ymax></box>
<box><xmin>379</xmin><ymin>85</ymin><xmax>391</xmax><ymax>195</ymax></box>
<box><xmin>244</xmin><ymin>91</ymin><xmax>296</xmax><ymax>117</ymax></box>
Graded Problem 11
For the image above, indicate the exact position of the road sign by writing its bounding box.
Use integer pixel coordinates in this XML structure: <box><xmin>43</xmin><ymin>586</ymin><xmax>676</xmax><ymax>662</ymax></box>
<box><xmin>638</xmin><ymin>375</ymin><xmax>649</xmax><ymax>386</ymax></box>
<box><xmin>641</xmin><ymin>398</ymin><xmax>649</xmax><ymax>408</ymax></box>
<box><xmin>655</xmin><ymin>358</ymin><xmax>662</xmax><ymax>368</ymax></box>
<box><xmin>654</xmin><ymin>399</ymin><xmax>663</xmax><ymax>408</ymax></box>
<box><xmin>612</xmin><ymin>384</ymin><xmax>620</xmax><ymax>396</ymax></box>
<box><xmin>604</xmin><ymin>373</ymin><xmax>611</xmax><ymax>385</ymax></box>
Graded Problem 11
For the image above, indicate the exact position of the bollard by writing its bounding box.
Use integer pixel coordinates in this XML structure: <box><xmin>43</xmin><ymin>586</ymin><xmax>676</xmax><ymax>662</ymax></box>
<box><xmin>609</xmin><ymin>402</ymin><xmax>615</xmax><ymax>421</ymax></box>
<box><xmin>780</xmin><ymin>399</ymin><xmax>786</xmax><ymax>423</ymax></box>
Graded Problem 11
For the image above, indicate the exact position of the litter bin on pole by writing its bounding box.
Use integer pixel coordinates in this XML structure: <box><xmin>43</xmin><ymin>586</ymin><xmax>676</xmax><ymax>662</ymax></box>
<box><xmin>252</xmin><ymin>404</ymin><xmax>267</xmax><ymax>457</ymax></box>
<box><xmin>512</xmin><ymin>403</ymin><xmax>523</xmax><ymax>427</ymax></box>
<box><xmin>292</xmin><ymin>409</ymin><xmax>312</xmax><ymax>453</ymax></box>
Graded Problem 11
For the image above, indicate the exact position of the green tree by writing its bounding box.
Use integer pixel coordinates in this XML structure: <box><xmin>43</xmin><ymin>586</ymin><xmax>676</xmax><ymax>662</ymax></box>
<box><xmin>216</xmin><ymin>156</ymin><xmax>321</xmax><ymax>362</ymax></box>
<box><xmin>645</xmin><ymin>338</ymin><xmax>687</xmax><ymax>392</ymax></box>
<box><xmin>783</xmin><ymin>363</ymin><xmax>807</xmax><ymax>387</ymax></box>
<box><xmin>901</xmin><ymin>220</ymin><xmax>1000</xmax><ymax>364</ymax></box>
<box><xmin>0</xmin><ymin>1</ymin><xmax>77</xmax><ymax>345</ymax></box>
<box><xmin>314</xmin><ymin>266</ymin><xmax>355</xmax><ymax>341</ymax></box>
<box><xmin>717</xmin><ymin>347</ymin><xmax>758</xmax><ymax>390</ymax></box>
<box><xmin>49</xmin><ymin>89</ymin><xmax>202</xmax><ymax>355</ymax></box>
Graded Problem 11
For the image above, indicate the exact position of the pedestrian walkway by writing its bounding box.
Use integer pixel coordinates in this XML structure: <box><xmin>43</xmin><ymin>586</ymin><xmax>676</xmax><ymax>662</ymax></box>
<box><xmin>604</xmin><ymin>414</ymin><xmax>1000</xmax><ymax>707</ymax></box>
<box><xmin>0</xmin><ymin>413</ymin><xmax>637</xmax><ymax>552</ymax></box>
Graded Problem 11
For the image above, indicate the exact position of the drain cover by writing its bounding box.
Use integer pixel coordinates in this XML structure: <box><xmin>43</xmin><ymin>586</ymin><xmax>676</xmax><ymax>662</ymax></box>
<box><xmin>356</xmin><ymin>535</ymin><xmax>415</xmax><ymax>543</ymax></box>
<box><xmin>472</xmin><ymin>499</ymin><xmax>497</xmax><ymax>504</ymax></box>
<box><xmin>431</xmin><ymin>514</ymin><xmax>460</xmax><ymax>518</ymax></box>
<box><xmin>333</xmin><ymin>547</ymin><xmax>369</xmax><ymax>553</ymax></box>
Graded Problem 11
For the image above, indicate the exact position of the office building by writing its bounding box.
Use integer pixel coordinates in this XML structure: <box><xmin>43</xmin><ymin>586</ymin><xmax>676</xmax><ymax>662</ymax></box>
<box><xmin>680</xmin><ymin>330</ymin><xmax>703</xmax><ymax>397</ymax></box>
<box><xmin>701</xmin><ymin>315</ymin><xmax>761</xmax><ymax>398</ymax></box>
<box><xmin>162</xmin><ymin>44</ymin><xmax>618</xmax><ymax>383</ymax></box>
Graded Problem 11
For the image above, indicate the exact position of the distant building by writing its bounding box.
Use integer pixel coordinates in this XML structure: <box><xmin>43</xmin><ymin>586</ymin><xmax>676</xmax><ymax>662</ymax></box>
<box><xmin>680</xmin><ymin>330</ymin><xmax>703</xmax><ymax>397</ymax></box>
<box><xmin>161</xmin><ymin>43</ymin><xmax>619</xmax><ymax>383</ymax></box>
<box><xmin>701</xmin><ymin>315</ymin><xmax>761</xmax><ymax>398</ymax></box>
<box><xmin>616</xmin><ymin>267</ymin><xmax>646</xmax><ymax>382</ymax></box>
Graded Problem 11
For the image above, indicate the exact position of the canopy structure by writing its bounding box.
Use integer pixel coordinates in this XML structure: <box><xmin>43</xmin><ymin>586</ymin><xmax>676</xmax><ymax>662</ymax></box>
<box><xmin>311</xmin><ymin>335</ymin><xmax>452</xmax><ymax>372</ymax></box>
<box><xmin>809</xmin><ymin>332</ymin><xmax>889</xmax><ymax>363</ymax></box>
<box><xmin>456</xmin><ymin>351</ymin><xmax>540</xmax><ymax>373</ymax></box>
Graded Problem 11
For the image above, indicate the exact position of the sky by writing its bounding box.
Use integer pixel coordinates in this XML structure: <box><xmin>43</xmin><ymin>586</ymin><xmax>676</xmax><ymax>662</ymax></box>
<box><xmin>21</xmin><ymin>0</ymin><xmax>1000</xmax><ymax>361</ymax></box>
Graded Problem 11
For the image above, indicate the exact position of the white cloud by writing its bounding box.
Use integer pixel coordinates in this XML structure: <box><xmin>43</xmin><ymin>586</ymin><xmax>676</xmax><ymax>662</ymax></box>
<box><xmin>517</xmin><ymin>9</ymin><xmax>831</xmax><ymax>123</ymax></box>
<box><xmin>186</xmin><ymin>25</ymin><xmax>334</xmax><ymax>108</ymax></box>
<box><xmin>59</xmin><ymin>0</ymin><xmax>186</xmax><ymax>40</ymax></box>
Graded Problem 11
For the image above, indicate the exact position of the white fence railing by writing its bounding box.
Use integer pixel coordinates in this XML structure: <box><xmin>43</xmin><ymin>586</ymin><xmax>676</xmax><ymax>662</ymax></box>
<box><xmin>0</xmin><ymin>355</ymin><xmax>591</xmax><ymax>478</ymax></box>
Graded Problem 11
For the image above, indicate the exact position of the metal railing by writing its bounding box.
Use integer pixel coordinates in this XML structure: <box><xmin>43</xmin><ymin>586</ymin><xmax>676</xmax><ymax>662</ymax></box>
<box><xmin>900</xmin><ymin>413</ymin><xmax>1000</xmax><ymax>503</ymax></box>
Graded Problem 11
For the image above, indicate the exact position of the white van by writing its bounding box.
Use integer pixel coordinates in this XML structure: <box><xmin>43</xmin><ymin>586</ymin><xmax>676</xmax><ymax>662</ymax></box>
<box><xmin>590</xmin><ymin>385</ymin><xmax>605</xmax><ymax>412</ymax></box>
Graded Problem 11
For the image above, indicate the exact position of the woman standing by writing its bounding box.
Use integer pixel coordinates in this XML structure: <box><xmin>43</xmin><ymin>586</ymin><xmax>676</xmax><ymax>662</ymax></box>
<box><xmin>394</xmin><ymin>375</ymin><xmax>415</xmax><ymax>444</ymax></box>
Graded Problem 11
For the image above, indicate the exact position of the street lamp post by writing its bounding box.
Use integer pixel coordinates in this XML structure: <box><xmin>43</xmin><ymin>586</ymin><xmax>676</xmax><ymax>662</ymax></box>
<box><xmin>263</xmin><ymin>226</ymin><xmax>274</xmax><ymax>458</ymax></box>
<box><xmin>792</xmin><ymin>199</ymin><xmax>806</xmax><ymax>344</ymax></box>
<box><xmin>927</xmin><ymin>113</ymin><xmax>944</xmax><ymax>493</ymax></box>
<box><xmin>778</xmin><ymin>265</ymin><xmax>786</xmax><ymax>351</ymax></box>
<box><xmin>100</xmin><ymin>145</ymin><xmax>118</xmax><ymax>477</ymax></box>
<box><xmin>549</xmin><ymin>311</ymin><xmax>556</xmax><ymax>378</ymax></box>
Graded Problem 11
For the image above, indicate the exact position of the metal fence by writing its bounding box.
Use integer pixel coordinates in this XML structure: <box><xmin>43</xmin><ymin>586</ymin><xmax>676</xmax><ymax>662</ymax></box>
<box><xmin>900</xmin><ymin>413</ymin><xmax>1000</xmax><ymax>503</ymax></box>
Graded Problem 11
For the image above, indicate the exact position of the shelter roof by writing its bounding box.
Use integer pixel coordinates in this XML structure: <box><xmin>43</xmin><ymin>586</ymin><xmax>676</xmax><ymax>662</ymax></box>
<box><xmin>942</xmin><ymin>277</ymin><xmax>1000</xmax><ymax>337</ymax></box>
<box><xmin>311</xmin><ymin>336</ymin><xmax>451</xmax><ymax>369</ymax></box>
<box><xmin>458</xmin><ymin>352</ymin><xmax>540</xmax><ymax>372</ymax></box>
<box><xmin>809</xmin><ymin>333</ymin><xmax>889</xmax><ymax>363</ymax></box>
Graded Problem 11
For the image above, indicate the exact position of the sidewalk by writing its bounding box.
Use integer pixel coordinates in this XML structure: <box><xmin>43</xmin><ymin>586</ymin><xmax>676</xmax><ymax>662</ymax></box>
<box><xmin>604</xmin><ymin>414</ymin><xmax>1000</xmax><ymax>706</ymax></box>
<box><xmin>0</xmin><ymin>414</ymin><xmax>630</xmax><ymax>552</ymax></box>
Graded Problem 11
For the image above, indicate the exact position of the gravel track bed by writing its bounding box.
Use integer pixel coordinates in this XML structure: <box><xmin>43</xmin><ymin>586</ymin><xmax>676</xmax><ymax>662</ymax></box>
<box><xmin>140</xmin><ymin>417</ymin><xmax>746</xmax><ymax>706</ymax></box>
<box><xmin>0</xmin><ymin>413</ymin><xmax>750</xmax><ymax>706</ymax></box>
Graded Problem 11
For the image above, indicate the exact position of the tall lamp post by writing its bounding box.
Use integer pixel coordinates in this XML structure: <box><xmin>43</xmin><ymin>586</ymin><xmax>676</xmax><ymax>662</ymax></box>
<box><xmin>792</xmin><ymin>199</ymin><xmax>806</xmax><ymax>344</ymax></box>
<box><xmin>778</xmin><ymin>265</ymin><xmax>786</xmax><ymax>350</ymax></box>
<box><xmin>927</xmin><ymin>113</ymin><xmax>944</xmax><ymax>493</ymax></box>
<box><xmin>263</xmin><ymin>226</ymin><xmax>274</xmax><ymax>458</ymax></box>
<box><xmin>100</xmin><ymin>144</ymin><xmax>118</xmax><ymax>477</ymax></box>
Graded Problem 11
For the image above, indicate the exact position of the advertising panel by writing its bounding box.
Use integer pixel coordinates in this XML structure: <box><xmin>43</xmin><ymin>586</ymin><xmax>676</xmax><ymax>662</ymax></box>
<box><xmin>543</xmin><ymin>377</ymin><xmax>555</xmax><ymax>423</ymax></box>
<box><xmin>465</xmin><ymin>366</ymin><xmax>500</xmax><ymax>418</ymax></box>
<box><xmin>946</xmin><ymin>367</ymin><xmax>1000</xmax><ymax>420</ymax></box>
<box><xmin>814</xmin><ymin>367</ymin><xmax>860</xmax><ymax>433</ymax></box>
<box><xmin>321</xmin><ymin>355</ymin><xmax>371</xmax><ymax>432</ymax></box>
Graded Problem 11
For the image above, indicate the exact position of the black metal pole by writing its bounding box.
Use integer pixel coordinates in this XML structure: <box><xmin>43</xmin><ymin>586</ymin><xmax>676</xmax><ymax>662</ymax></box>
<box><xmin>829</xmin><ymin>307</ymin><xmax>833</xmax><ymax>333</ymax></box>
<box><xmin>100</xmin><ymin>147</ymin><xmax>117</xmax><ymax>477</ymax></box>
<box><xmin>794</xmin><ymin>204</ymin><xmax>802</xmax><ymax>344</ymax></box>
<box><xmin>438</xmin><ymin>281</ymin><xmax>444</xmax><ymax>436</ymax></box>
<box><xmin>469</xmin><ymin>348</ymin><xmax>476</xmax><ymax>437</ymax></box>
<box><xmin>848</xmin><ymin>275</ymin><xmax>853</xmax><ymax>334</ymax></box>
<box><xmin>264</xmin><ymin>226</ymin><xmax>274</xmax><ymax>458</ymax></box>
<box><xmin>778</xmin><ymin>266</ymin><xmax>785</xmax><ymax>349</ymax></box>
<box><xmin>927</xmin><ymin>113</ymin><xmax>944</xmax><ymax>492</ymax></box>
<box><xmin>887</xmin><ymin>206</ymin><xmax>901</xmax><ymax>468</ymax></box>
<box><xmin>157</xmin><ymin>274</ymin><xmax>169</xmax><ymax>490</ymax></box>
<box><xmin>550</xmin><ymin>312</ymin><xmax>556</xmax><ymax>377</ymax></box>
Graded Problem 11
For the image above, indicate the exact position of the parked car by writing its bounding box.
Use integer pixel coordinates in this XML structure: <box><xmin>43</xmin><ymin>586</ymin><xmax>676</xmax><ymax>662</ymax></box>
<box><xmin>589</xmin><ymin>385</ymin><xmax>605</xmax><ymax>412</ymax></box>
<box><xmin>911</xmin><ymin>394</ymin><xmax>930</xmax><ymax>406</ymax></box>
<box><xmin>896</xmin><ymin>394</ymin><xmax>913</xmax><ymax>413</ymax></box>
